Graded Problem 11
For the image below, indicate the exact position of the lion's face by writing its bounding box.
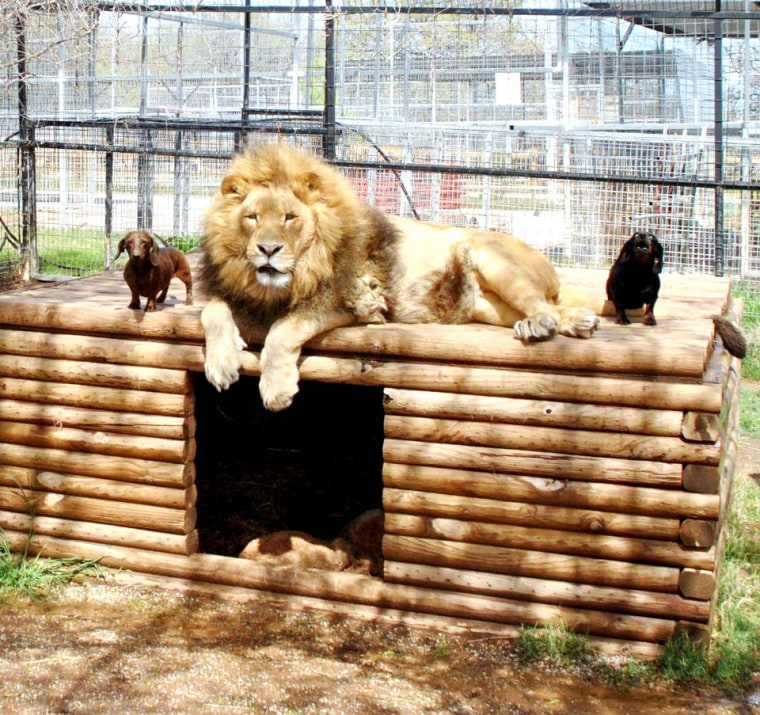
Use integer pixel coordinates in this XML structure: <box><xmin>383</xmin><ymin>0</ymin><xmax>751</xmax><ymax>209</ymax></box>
<box><xmin>233</xmin><ymin>185</ymin><xmax>314</xmax><ymax>290</ymax></box>
<box><xmin>202</xmin><ymin>144</ymin><xmax>365</xmax><ymax>317</ymax></box>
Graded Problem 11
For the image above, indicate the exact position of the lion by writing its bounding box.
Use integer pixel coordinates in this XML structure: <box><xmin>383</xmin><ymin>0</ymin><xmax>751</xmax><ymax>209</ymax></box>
<box><xmin>200</xmin><ymin>143</ymin><xmax>600</xmax><ymax>411</ymax></box>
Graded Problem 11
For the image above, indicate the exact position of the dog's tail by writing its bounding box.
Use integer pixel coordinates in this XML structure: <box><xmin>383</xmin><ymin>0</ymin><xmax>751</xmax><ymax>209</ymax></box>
<box><xmin>713</xmin><ymin>314</ymin><xmax>748</xmax><ymax>359</ymax></box>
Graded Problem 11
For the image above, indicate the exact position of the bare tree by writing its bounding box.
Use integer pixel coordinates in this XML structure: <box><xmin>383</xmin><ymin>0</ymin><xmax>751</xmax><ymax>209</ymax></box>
<box><xmin>0</xmin><ymin>0</ymin><xmax>99</xmax><ymax>92</ymax></box>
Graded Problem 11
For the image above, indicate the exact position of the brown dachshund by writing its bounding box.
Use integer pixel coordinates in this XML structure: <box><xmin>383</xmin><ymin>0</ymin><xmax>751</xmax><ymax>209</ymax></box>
<box><xmin>116</xmin><ymin>231</ymin><xmax>193</xmax><ymax>312</ymax></box>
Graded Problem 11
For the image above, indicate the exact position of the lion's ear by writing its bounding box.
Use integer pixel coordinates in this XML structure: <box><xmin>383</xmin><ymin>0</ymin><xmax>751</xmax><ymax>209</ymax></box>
<box><xmin>298</xmin><ymin>171</ymin><xmax>321</xmax><ymax>193</ymax></box>
<box><xmin>221</xmin><ymin>175</ymin><xmax>251</xmax><ymax>198</ymax></box>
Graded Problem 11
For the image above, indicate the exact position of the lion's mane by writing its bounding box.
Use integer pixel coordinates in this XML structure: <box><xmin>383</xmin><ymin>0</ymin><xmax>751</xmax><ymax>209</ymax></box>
<box><xmin>200</xmin><ymin>143</ymin><xmax>398</xmax><ymax>330</ymax></box>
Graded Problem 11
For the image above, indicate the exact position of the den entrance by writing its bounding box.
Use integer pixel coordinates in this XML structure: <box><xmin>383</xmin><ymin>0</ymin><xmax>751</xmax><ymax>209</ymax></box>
<box><xmin>193</xmin><ymin>375</ymin><xmax>385</xmax><ymax>573</ymax></box>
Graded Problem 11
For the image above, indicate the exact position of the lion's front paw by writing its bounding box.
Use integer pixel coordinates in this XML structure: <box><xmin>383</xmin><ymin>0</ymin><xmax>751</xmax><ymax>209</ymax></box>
<box><xmin>259</xmin><ymin>364</ymin><xmax>300</xmax><ymax>412</ymax></box>
<box><xmin>514</xmin><ymin>313</ymin><xmax>558</xmax><ymax>342</ymax></box>
<box><xmin>204</xmin><ymin>329</ymin><xmax>247</xmax><ymax>391</ymax></box>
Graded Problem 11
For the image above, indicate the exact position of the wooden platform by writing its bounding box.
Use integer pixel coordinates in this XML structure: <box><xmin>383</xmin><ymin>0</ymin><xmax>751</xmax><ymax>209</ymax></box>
<box><xmin>0</xmin><ymin>254</ymin><xmax>741</xmax><ymax>657</ymax></box>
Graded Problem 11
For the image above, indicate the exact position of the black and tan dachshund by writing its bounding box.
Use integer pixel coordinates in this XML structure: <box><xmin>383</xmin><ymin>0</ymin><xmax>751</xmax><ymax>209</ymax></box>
<box><xmin>606</xmin><ymin>232</ymin><xmax>664</xmax><ymax>326</ymax></box>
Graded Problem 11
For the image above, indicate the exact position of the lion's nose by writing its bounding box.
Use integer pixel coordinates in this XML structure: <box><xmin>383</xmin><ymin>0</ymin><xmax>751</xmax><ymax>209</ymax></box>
<box><xmin>258</xmin><ymin>243</ymin><xmax>282</xmax><ymax>257</ymax></box>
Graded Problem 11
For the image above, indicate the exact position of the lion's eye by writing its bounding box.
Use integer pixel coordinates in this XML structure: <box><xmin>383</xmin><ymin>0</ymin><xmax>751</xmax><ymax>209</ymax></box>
<box><xmin>284</xmin><ymin>213</ymin><xmax>297</xmax><ymax>222</ymax></box>
<box><xmin>246</xmin><ymin>213</ymin><xmax>258</xmax><ymax>222</ymax></box>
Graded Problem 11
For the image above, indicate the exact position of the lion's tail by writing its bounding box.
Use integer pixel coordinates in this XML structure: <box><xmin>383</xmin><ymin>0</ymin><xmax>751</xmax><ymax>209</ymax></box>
<box><xmin>557</xmin><ymin>286</ymin><xmax>609</xmax><ymax>316</ymax></box>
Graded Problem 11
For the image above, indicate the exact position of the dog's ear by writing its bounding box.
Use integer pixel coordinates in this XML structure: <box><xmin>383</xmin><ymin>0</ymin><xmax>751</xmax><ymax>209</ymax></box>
<box><xmin>148</xmin><ymin>235</ymin><xmax>160</xmax><ymax>267</ymax></box>
<box><xmin>221</xmin><ymin>175</ymin><xmax>251</xmax><ymax>199</ymax></box>
<box><xmin>651</xmin><ymin>236</ymin><xmax>664</xmax><ymax>274</ymax></box>
<box><xmin>115</xmin><ymin>238</ymin><xmax>126</xmax><ymax>260</ymax></box>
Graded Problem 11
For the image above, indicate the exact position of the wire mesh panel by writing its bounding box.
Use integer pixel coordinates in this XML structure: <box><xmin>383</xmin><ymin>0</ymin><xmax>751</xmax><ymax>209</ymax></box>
<box><xmin>0</xmin><ymin>1</ymin><xmax>759</xmax><ymax>318</ymax></box>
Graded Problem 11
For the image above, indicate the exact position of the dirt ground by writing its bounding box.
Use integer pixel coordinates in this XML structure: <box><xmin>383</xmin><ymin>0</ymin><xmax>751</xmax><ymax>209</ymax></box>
<box><xmin>0</xmin><ymin>577</ymin><xmax>757</xmax><ymax>715</ymax></box>
<box><xmin>0</xmin><ymin>434</ymin><xmax>758</xmax><ymax>715</ymax></box>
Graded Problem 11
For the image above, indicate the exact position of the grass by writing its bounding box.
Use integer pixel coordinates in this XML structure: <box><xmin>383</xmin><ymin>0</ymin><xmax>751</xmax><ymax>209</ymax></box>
<box><xmin>1</xmin><ymin>229</ymin><xmax>203</xmax><ymax>280</ymax></box>
<box><xmin>733</xmin><ymin>281</ymin><xmax>760</xmax><ymax>381</ymax></box>
<box><xmin>0</xmin><ymin>530</ymin><xmax>103</xmax><ymax>601</ymax></box>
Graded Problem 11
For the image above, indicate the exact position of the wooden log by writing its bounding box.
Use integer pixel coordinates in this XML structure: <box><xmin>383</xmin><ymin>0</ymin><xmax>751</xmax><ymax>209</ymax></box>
<box><xmin>1</xmin><ymin>531</ymin><xmax>680</xmax><ymax>642</ymax></box>
<box><xmin>108</xmin><ymin>569</ymin><xmax>665</xmax><ymax>659</ymax></box>
<box><xmin>0</xmin><ymin>399</ymin><xmax>194</xmax><ymax>439</ymax></box>
<box><xmin>306</xmin><ymin>356</ymin><xmax>723</xmax><ymax>412</ymax></box>
<box><xmin>0</xmin><ymin>302</ymin><xmax>712</xmax><ymax>377</ymax></box>
<box><xmin>383</xmin><ymin>561</ymin><xmax>710</xmax><ymax>621</ymax></box>
<box><xmin>687</xmin><ymin>347</ymin><xmax>740</xmax><ymax>442</ymax></box>
<box><xmin>702</xmin><ymin>338</ymin><xmax>733</xmax><ymax>384</ymax></box>
<box><xmin>383</xmin><ymin>535</ymin><xmax>680</xmax><ymax>592</ymax></box>
<box><xmin>384</xmin><ymin>513</ymin><xmax>715</xmax><ymax>570</ymax></box>
<box><xmin>0</xmin><ymin>486</ymin><xmax>195</xmax><ymax>534</ymax></box>
<box><xmin>0</xmin><ymin>443</ymin><xmax>192</xmax><ymax>487</ymax></box>
<box><xmin>679</xmin><ymin>569</ymin><xmax>716</xmax><ymax>601</ymax></box>
<box><xmin>0</xmin><ymin>327</ymin><xmax>722</xmax><ymax>412</ymax></box>
<box><xmin>682</xmin><ymin>412</ymin><xmax>720</xmax><ymax>442</ymax></box>
<box><xmin>703</xmin><ymin>378</ymin><xmax>742</xmax><ymax>625</ymax></box>
<box><xmin>0</xmin><ymin>467</ymin><xmax>196</xmax><ymax>509</ymax></box>
<box><xmin>308</xmin><ymin>322</ymin><xmax>712</xmax><ymax>378</ymax></box>
<box><xmin>682</xmin><ymin>464</ymin><xmax>720</xmax><ymax>494</ymax></box>
<box><xmin>0</xmin><ymin>376</ymin><xmax>192</xmax><ymax>416</ymax></box>
<box><xmin>0</xmin><ymin>420</ymin><xmax>193</xmax><ymax>463</ymax></box>
<box><xmin>679</xmin><ymin>520</ymin><xmax>716</xmax><ymax>548</ymax></box>
<box><xmin>383</xmin><ymin>488</ymin><xmax>680</xmax><ymax>540</ymax></box>
<box><xmin>0</xmin><ymin>509</ymin><xmax>198</xmax><ymax>555</ymax></box>
<box><xmin>0</xmin><ymin>353</ymin><xmax>191</xmax><ymax>394</ymax></box>
<box><xmin>384</xmin><ymin>415</ymin><xmax>721</xmax><ymax>465</ymax></box>
<box><xmin>382</xmin><ymin>463</ymin><xmax>719</xmax><ymax>519</ymax></box>
<box><xmin>383</xmin><ymin>440</ymin><xmax>683</xmax><ymax>486</ymax></box>
<box><xmin>383</xmin><ymin>388</ymin><xmax>685</xmax><ymax>436</ymax></box>
<box><xmin>0</xmin><ymin>328</ymin><xmax>207</xmax><ymax>373</ymax></box>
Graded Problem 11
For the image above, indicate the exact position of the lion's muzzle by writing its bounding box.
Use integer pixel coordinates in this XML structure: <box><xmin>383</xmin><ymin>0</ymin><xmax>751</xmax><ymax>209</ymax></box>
<box><xmin>248</xmin><ymin>241</ymin><xmax>292</xmax><ymax>289</ymax></box>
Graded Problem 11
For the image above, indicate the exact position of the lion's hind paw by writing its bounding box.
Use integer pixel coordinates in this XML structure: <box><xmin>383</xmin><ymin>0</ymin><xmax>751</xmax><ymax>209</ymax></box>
<box><xmin>560</xmin><ymin>309</ymin><xmax>600</xmax><ymax>339</ymax></box>
<box><xmin>513</xmin><ymin>313</ymin><xmax>558</xmax><ymax>343</ymax></box>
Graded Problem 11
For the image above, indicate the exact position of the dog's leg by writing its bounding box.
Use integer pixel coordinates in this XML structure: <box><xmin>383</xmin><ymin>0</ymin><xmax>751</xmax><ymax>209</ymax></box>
<box><xmin>157</xmin><ymin>287</ymin><xmax>169</xmax><ymax>305</ymax></box>
<box><xmin>260</xmin><ymin>309</ymin><xmax>353</xmax><ymax>411</ymax></box>
<box><xmin>128</xmin><ymin>288</ymin><xmax>141</xmax><ymax>310</ymax></box>
<box><xmin>614</xmin><ymin>304</ymin><xmax>631</xmax><ymax>325</ymax></box>
<box><xmin>176</xmin><ymin>263</ymin><xmax>194</xmax><ymax>305</ymax></box>
<box><xmin>643</xmin><ymin>300</ymin><xmax>657</xmax><ymax>326</ymax></box>
<box><xmin>201</xmin><ymin>297</ymin><xmax>247</xmax><ymax>391</ymax></box>
<box><xmin>145</xmin><ymin>296</ymin><xmax>158</xmax><ymax>312</ymax></box>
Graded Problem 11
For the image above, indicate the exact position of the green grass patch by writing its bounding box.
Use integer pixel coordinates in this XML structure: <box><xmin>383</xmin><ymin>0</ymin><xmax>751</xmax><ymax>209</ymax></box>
<box><xmin>517</xmin><ymin>622</ymin><xmax>594</xmax><ymax>667</ymax></box>
<box><xmin>741</xmin><ymin>385</ymin><xmax>760</xmax><ymax>440</ymax></box>
<box><xmin>734</xmin><ymin>281</ymin><xmax>760</xmax><ymax>381</ymax></box>
<box><xmin>2</xmin><ymin>228</ymin><xmax>203</xmax><ymax>279</ymax></box>
<box><xmin>0</xmin><ymin>530</ymin><xmax>104</xmax><ymax>601</ymax></box>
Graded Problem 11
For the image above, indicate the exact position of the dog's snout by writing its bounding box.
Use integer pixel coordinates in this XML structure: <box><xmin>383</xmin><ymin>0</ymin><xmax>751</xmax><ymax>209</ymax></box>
<box><xmin>257</xmin><ymin>243</ymin><xmax>282</xmax><ymax>258</ymax></box>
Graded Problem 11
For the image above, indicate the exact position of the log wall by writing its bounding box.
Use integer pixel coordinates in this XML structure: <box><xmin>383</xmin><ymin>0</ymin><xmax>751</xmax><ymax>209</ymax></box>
<box><xmin>0</xmin><ymin>263</ymin><xmax>742</xmax><ymax>656</ymax></box>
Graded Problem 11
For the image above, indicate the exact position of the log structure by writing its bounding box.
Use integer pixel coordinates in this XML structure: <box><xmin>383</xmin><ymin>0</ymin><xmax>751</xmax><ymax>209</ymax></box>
<box><xmin>0</xmin><ymin>256</ymin><xmax>741</xmax><ymax>657</ymax></box>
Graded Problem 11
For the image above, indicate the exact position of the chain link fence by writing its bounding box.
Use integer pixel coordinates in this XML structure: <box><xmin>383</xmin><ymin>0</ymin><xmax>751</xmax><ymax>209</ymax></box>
<box><xmin>1</xmin><ymin>2</ymin><xmax>759</xmax><ymax>319</ymax></box>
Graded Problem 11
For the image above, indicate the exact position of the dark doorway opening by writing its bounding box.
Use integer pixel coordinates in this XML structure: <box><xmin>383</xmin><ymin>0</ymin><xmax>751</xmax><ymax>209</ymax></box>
<box><xmin>193</xmin><ymin>375</ymin><xmax>385</xmax><ymax>559</ymax></box>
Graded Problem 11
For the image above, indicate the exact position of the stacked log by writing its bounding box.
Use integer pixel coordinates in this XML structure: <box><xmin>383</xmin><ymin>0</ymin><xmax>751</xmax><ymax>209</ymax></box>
<box><xmin>0</xmin><ymin>325</ymin><xmax>198</xmax><ymax>557</ymax></box>
<box><xmin>0</xmin><ymin>265</ymin><xmax>742</xmax><ymax>655</ymax></box>
<box><xmin>381</xmin><ymin>343</ymin><xmax>741</xmax><ymax>647</ymax></box>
